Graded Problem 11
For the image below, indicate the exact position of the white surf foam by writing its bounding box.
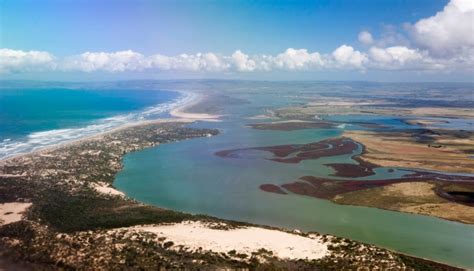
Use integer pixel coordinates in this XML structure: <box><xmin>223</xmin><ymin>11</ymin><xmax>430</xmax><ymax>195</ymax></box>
<box><xmin>0</xmin><ymin>91</ymin><xmax>196</xmax><ymax>159</ymax></box>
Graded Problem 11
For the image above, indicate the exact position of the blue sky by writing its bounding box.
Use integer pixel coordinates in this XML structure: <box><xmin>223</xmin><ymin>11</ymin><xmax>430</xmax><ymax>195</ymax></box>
<box><xmin>2</xmin><ymin>0</ymin><xmax>446</xmax><ymax>55</ymax></box>
<box><xmin>1</xmin><ymin>0</ymin><xmax>473</xmax><ymax>81</ymax></box>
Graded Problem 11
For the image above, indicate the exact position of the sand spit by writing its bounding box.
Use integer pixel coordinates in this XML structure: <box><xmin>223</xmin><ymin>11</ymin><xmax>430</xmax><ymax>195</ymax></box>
<box><xmin>170</xmin><ymin>109</ymin><xmax>220</xmax><ymax>121</ymax></box>
<box><xmin>170</xmin><ymin>94</ymin><xmax>221</xmax><ymax>121</ymax></box>
<box><xmin>134</xmin><ymin>221</ymin><xmax>328</xmax><ymax>260</ymax></box>
<box><xmin>0</xmin><ymin>202</ymin><xmax>32</xmax><ymax>225</ymax></box>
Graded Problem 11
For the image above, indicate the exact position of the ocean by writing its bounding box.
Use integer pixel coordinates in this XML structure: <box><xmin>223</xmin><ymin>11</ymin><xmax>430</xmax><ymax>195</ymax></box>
<box><xmin>0</xmin><ymin>87</ymin><xmax>182</xmax><ymax>158</ymax></box>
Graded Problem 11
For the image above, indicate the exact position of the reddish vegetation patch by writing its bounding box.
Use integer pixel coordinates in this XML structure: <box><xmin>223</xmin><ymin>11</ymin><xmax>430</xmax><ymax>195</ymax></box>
<box><xmin>259</xmin><ymin>184</ymin><xmax>287</xmax><ymax>194</ymax></box>
<box><xmin>216</xmin><ymin>138</ymin><xmax>358</xmax><ymax>164</ymax></box>
<box><xmin>216</xmin><ymin>137</ymin><xmax>379</xmax><ymax>178</ymax></box>
<box><xmin>217</xmin><ymin>136</ymin><xmax>474</xmax><ymax>206</ymax></box>
<box><xmin>281</xmin><ymin>176</ymin><xmax>401</xmax><ymax>199</ymax></box>
<box><xmin>325</xmin><ymin>157</ymin><xmax>378</xmax><ymax>178</ymax></box>
<box><xmin>216</xmin><ymin>137</ymin><xmax>381</xmax><ymax>178</ymax></box>
<box><xmin>262</xmin><ymin>172</ymin><xmax>474</xmax><ymax>206</ymax></box>
<box><xmin>324</xmin><ymin>163</ymin><xmax>374</xmax><ymax>178</ymax></box>
<box><xmin>248</xmin><ymin>120</ymin><xmax>389</xmax><ymax>131</ymax></box>
<box><xmin>248</xmin><ymin>121</ymin><xmax>336</xmax><ymax>131</ymax></box>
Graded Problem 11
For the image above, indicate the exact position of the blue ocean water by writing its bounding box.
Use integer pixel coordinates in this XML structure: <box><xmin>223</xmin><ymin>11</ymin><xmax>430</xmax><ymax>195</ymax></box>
<box><xmin>0</xmin><ymin>88</ymin><xmax>180</xmax><ymax>158</ymax></box>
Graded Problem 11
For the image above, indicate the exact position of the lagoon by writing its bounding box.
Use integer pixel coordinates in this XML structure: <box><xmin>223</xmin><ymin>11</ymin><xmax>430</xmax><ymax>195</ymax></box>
<box><xmin>115</xmin><ymin>87</ymin><xmax>474</xmax><ymax>269</ymax></box>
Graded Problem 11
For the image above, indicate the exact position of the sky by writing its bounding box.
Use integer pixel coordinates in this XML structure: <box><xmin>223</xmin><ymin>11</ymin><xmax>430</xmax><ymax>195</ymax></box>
<box><xmin>0</xmin><ymin>0</ymin><xmax>473</xmax><ymax>81</ymax></box>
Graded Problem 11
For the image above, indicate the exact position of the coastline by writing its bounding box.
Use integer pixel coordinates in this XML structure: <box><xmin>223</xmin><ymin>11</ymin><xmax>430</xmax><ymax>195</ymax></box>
<box><xmin>0</xmin><ymin>118</ymin><xmax>193</xmax><ymax>166</ymax></box>
<box><xmin>0</xmin><ymin>119</ymin><xmax>192</xmax><ymax>165</ymax></box>
<box><xmin>0</xmin><ymin>90</ymin><xmax>210</xmax><ymax>164</ymax></box>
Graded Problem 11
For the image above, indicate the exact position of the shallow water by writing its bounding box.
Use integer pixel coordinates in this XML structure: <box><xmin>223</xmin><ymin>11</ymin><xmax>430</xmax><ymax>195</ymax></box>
<box><xmin>115</xmin><ymin>90</ymin><xmax>474</xmax><ymax>269</ymax></box>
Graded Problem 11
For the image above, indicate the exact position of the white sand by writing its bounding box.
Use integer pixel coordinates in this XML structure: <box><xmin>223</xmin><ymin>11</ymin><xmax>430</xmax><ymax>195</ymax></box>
<box><xmin>246</xmin><ymin>114</ymin><xmax>274</xmax><ymax>120</ymax></box>
<box><xmin>135</xmin><ymin>221</ymin><xmax>328</xmax><ymax>260</ymax></box>
<box><xmin>170</xmin><ymin>95</ymin><xmax>221</xmax><ymax>122</ymax></box>
<box><xmin>170</xmin><ymin>109</ymin><xmax>221</xmax><ymax>121</ymax></box>
<box><xmin>0</xmin><ymin>173</ymin><xmax>26</xmax><ymax>178</ymax></box>
<box><xmin>92</xmin><ymin>182</ymin><xmax>125</xmax><ymax>197</ymax></box>
<box><xmin>0</xmin><ymin>202</ymin><xmax>32</xmax><ymax>225</ymax></box>
<box><xmin>266</xmin><ymin>120</ymin><xmax>314</xmax><ymax>124</ymax></box>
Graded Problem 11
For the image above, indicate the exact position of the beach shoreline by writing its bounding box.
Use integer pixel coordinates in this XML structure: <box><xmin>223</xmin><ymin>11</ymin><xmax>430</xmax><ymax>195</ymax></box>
<box><xmin>0</xmin><ymin>89</ymin><xmax>215</xmax><ymax>164</ymax></box>
<box><xmin>0</xmin><ymin>119</ymin><xmax>191</xmax><ymax>165</ymax></box>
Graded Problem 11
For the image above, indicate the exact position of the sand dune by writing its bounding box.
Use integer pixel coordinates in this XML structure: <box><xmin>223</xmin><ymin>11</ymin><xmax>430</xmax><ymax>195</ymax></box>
<box><xmin>135</xmin><ymin>221</ymin><xmax>328</xmax><ymax>260</ymax></box>
<box><xmin>0</xmin><ymin>202</ymin><xmax>31</xmax><ymax>225</ymax></box>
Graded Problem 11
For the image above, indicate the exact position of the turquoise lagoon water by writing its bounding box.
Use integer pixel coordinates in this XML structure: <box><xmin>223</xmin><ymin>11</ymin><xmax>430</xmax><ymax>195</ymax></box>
<box><xmin>115</xmin><ymin>91</ymin><xmax>474</xmax><ymax>269</ymax></box>
<box><xmin>0</xmin><ymin>88</ymin><xmax>180</xmax><ymax>158</ymax></box>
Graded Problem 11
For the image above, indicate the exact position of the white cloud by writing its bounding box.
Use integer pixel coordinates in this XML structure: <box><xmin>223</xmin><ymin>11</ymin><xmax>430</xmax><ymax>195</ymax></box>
<box><xmin>231</xmin><ymin>50</ymin><xmax>257</xmax><ymax>72</ymax></box>
<box><xmin>358</xmin><ymin>31</ymin><xmax>374</xmax><ymax>45</ymax></box>
<box><xmin>0</xmin><ymin>49</ymin><xmax>55</xmax><ymax>73</ymax></box>
<box><xmin>149</xmin><ymin>52</ymin><xmax>229</xmax><ymax>72</ymax></box>
<box><xmin>409</xmin><ymin>0</ymin><xmax>474</xmax><ymax>57</ymax></box>
<box><xmin>332</xmin><ymin>45</ymin><xmax>368</xmax><ymax>68</ymax></box>
<box><xmin>368</xmin><ymin>46</ymin><xmax>432</xmax><ymax>70</ymax></box>
<box><xmin>272</xmin><ymin>48</ymin><xmax>324</xmax><ymax>70</ymax></box>
<box><xmin>0</xmin><ymin>46</ymin><xmax>467</xmax><ymax>74</ymax></box>
<box><xmin>202</xmin><ymin>53</ymin><xmax>228</xmax><ymax>71</ymax></box>
<box><xmin>1</xmin><ymin>0</ymin><xmax>472</xmax><ymax>76</ymax></box>
<box><xmin>369</xmin><ymin>46</ymin><xmax>423</xmax><ymax>64</ymax></box>
<box><xmin>62</xmin><ymin>50</ymin><xmax>147</xmax><ymax>72</ymax></box>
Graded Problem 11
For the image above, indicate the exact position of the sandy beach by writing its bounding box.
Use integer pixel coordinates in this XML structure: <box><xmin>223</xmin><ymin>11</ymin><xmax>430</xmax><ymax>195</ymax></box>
<box><xmin>0</xmin><ymin>118</ymin><xmax>192</xmax><ymax>165</ymax></box>
<box><xmin>0</xmin><ymin>91</ymin><xmax>211</xmax><ymax>164</ymax></box>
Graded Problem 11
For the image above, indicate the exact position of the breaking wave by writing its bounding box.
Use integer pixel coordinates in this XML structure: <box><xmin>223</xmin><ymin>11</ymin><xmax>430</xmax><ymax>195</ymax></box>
<box><xmin>0</xmin><ymin>91</ymin><xmax>196</xmax><ymax>159</ymax></box>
